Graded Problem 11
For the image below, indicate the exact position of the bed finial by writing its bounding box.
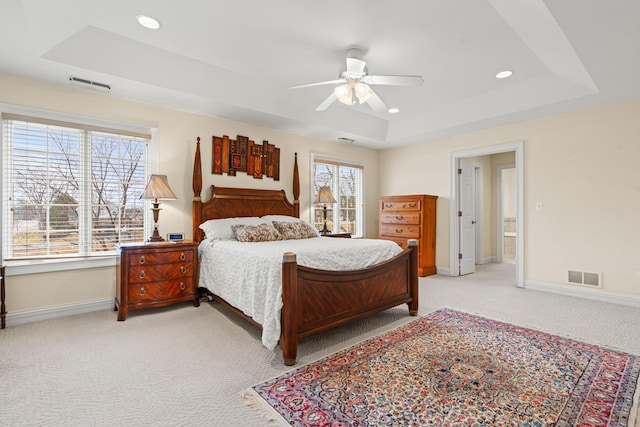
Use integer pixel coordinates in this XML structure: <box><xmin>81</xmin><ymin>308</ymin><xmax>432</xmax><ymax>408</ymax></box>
<box><xmin>293</xmin><ymin>152</ymin><xmax>300</xmax><ymax>217</ymax></box>
<box><xmin>193</xmin><ymin>137</ymin><xmax>202</xmax><ymax>201</ymax></box>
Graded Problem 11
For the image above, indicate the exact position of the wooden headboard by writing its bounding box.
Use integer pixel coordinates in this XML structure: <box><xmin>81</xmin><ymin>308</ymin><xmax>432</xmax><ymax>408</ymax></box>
<box><xmin>191</xmin><ymin>137</ymin><xmax>300</xmax><ymax>242</ymax></box>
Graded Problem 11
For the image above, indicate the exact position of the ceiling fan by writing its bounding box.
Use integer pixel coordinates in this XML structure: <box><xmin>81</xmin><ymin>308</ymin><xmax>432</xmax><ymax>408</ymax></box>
<box><xmin>289</xmin><ymin>48</ymin><xmax>423</xmax><ymax>113</ymax></box>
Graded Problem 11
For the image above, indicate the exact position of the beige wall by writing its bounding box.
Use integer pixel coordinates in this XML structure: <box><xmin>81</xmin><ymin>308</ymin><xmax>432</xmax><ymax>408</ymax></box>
<box><xmin>3</xmin><ymin>71</ymin><xmax>640</xmax><ymax>316</ymax></box>
<box><xmin>380</xmin><ymin>97</ymin><xmax>640</xmax><ymax>297</ymax></box>
<box><xmin>0</xmin><ymin>73</ymin><xmax>379</xmax><ymax>313</ymax></box>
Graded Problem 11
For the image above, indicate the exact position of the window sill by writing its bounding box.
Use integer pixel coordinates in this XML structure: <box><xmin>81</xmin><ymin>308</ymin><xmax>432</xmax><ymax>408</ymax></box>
<box><xmin>5</xmin><ymin>256</ymin><xmax>116</xmax><ymax>276</ymax></box>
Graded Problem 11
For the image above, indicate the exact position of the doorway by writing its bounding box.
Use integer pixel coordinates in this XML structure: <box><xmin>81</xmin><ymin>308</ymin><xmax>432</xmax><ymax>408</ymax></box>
<box><xmin>449</xmin><ymin>141</ymin><xmax>524</xmax><ymax>287</ymax></box>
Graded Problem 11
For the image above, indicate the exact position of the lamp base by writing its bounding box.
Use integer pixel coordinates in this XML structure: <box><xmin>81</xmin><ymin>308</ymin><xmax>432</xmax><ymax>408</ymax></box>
<box><xmin>146</xmin><ymin>226</ymin><xmax>165</xmax><ymax>242</ymax></box>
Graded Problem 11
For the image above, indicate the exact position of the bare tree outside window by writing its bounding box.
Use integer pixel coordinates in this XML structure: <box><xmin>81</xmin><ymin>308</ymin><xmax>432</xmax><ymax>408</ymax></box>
<box><xmin>3</xmin><ymin>120</ymin><xmax>147</xmax><ymax>259</ymax></box>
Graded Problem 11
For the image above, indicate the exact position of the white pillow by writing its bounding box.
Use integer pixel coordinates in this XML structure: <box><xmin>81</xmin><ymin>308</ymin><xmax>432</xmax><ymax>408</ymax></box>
<box><xmin>261</xmin><ymin>215</ymin><xmax>321</xmax><ymax>237</ymax></box>
<box><xmin>199</xmin><ymin>217</ymin><xmax>267</xmax><ymax>240</ymax></box>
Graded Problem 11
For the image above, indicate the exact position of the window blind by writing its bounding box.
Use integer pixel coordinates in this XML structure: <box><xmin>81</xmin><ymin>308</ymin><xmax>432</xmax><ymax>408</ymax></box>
<box><xmin>2</xmin><ymin>115</ymin><xmax>149</xmax><ymax>260</ymax></box>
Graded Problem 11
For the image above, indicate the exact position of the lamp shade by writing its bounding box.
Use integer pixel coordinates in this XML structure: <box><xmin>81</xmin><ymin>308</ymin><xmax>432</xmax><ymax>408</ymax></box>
<box><xmin>314</xmin><ymin>186</ymin><xmax>336</xmax><ymax>204</ymax></box>
<box><xmin>140</xmin><ymin>174</ymin><xmax>177</xmax><ymax>200</ymax></box>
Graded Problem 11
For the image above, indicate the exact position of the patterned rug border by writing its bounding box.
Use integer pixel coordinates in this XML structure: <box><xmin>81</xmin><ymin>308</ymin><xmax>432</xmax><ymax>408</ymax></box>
<box><xmin>244</xmin><ymin>307</ymin><xmax>640</xmax><ymax>426</ymax></box>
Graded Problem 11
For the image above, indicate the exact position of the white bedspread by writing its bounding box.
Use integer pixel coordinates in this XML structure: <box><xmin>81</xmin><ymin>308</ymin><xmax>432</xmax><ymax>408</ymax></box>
<box><xmin>198</xmin><ymin>237</ymin><xmax>402</xmax><ymax>350</ymax></box>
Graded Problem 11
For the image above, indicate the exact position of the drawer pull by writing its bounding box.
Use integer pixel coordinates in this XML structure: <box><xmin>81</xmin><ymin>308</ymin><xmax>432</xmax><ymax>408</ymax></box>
<box><xmin>385</xmin><ymin>203</ymin><xmax>393</xmax><ymax>208</ymax></box>
<box><xmin>180</xmin><ymin>266</ymin><xmax>187</xmax><ymax>274</ymax></box>
<box><xmin>395</xmin><ymin>228</ymin><xmax>404</xmax><ymax>233</ymax></box>
<box><xmin>395</xmin><ymin>215</ymin><xmax>404</xmax><ymax>220</ymax></box>
<box><xmin>180</xmin><ymin>252</ymin><xmax>186</xmax><ymax>261</ymax></box>
<box><xmin>139</xmin><ymin>287</ymin><xmax>146</xmax><ymax>296</ymax></box>
<box><xmin>405</xmin><ymin>203</ymin><xmax>417</xmax><ymax>208</ymax></box>
<box><xmin>179</xmin><ymin>282</ymin><xmax>186</xmax><ymax>291</ymax></box>
<box><xmin>139</xmin><ymin>255</ymin><xmax>145</xmax><ymax>264</ymax></box>
<box><xmin>139</xmin><ymin>270</ymin><xmax>145</xmax><ymax>279</ymax></box>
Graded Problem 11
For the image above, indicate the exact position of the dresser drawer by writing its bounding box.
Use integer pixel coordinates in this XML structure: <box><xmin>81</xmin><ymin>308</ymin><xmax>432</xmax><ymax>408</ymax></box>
<box><xmin>380</xmin><ymin>212</ymin><xmax>420</xmax><ymax>225</ymax></box>
<box><xmin>129</xmin><ymin>263</ymin><xmax>193</xmax><ymax>283</ymax></box>
<box><xmin>381</xmin><ymin>200</ymin><xmax>421</xmax><ymax>212</ymax></box>
<box><xmin>380</xmin><ymin>236</ymin><xmax>421</xmax><ymax>251</ymax></box>
<box><xmin>380</xmin><ymin>224</ymin><xmax>420</xmax><ymax>238</ymax></box>
<box><xmin>128</xmin><ymin>249</ymin><xmax>194</xmax><ymax>267</ymax></box>
<box><xmin>129</xmin><ymin>279</ymin><xmax>194</xmax><ymax>301</ymax></box>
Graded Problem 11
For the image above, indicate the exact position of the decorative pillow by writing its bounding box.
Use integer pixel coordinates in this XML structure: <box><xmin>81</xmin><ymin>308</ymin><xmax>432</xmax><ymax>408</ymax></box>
<box><xmin>231</xmin><ymin>223</ymin><xmax>283</xmax><ymax>242</ymax></box>
<box><xmin>262</xmin><ymin>215</ymin><xmax>321</xmax><ymax>237</ymax></box>
<box><xmin>199</xmin><ymin>217</ymin><xmax>266</xmax><ymax>240</ymax></box>
<box><xmin>273</xmin><ymin>221</ymin><xmax>318</xmax><ymax>240</ymax></box>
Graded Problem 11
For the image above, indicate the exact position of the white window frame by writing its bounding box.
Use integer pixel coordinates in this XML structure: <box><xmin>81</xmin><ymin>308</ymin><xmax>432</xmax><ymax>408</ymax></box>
<box><xmin>310</xmin><ymin>154</ymin><xmax>365</xmax><ymax>238</ymax></box>
<box><xmin>1</xmin><ymin>104</ymin><xmax>155</xmax><ymax>274</ymax></box>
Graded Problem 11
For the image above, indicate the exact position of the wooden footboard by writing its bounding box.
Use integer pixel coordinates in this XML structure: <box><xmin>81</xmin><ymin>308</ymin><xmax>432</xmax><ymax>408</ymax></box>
<box><xmin>280</xmin><ymin>240</ymin><xmax>418</xmax><ymax>366</ymax></box>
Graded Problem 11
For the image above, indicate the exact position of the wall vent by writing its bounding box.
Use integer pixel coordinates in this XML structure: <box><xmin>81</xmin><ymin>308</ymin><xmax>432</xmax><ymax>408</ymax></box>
<box><xmin>568</xmin><ymin>270</ymin><xmax>601</xmax><ymax>288</ymax></box>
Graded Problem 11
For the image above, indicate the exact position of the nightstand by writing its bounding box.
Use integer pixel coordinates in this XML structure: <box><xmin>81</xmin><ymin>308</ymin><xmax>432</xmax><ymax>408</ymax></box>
<box><xmin>115</xmin><ymin>241</ymin><xmax>199</xmax><ymax>321</ymax></box>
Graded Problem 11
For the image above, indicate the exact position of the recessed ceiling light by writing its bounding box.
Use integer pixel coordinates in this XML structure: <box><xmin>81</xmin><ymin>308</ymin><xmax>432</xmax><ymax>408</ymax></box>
<box><xmin>496</xmin><ymin>70</ymin><xmax>513</xmax><ymax>79</ymax></box>
<box><xmin>136</xmin><ymin>15</ymin><xmax>160</xmax><ymax>30</ymax></box>
<box><xmin>388</xmin><ymin>107</ymin><xmax>400</xmax><ymax>114</ymax></box>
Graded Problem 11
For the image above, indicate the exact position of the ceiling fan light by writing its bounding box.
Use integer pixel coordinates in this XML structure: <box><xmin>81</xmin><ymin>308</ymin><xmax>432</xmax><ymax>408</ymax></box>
<box><xmin>335</xmin><ymin>84</ymin><xmax>354</xmax><ymax>105</ymax></box>
<box><xmin>355</xmin><ymin>82</ymin><xmax>372</xmax><ymax>104</ymax></box>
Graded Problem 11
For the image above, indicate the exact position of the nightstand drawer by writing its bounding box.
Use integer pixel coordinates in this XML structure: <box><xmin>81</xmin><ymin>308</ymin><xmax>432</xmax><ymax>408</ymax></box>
<box><xmin>380</xmin><ymin>224</ymin><xmax>420</xmax><ymax>238</ymax></box>
<box><xmin>380</xmin><ymin>212</ymin><xmax>421</xmax><ymax>225</ymax></box>
<box><xmin>128</xmin><ymin>249</ymin><xmax>194</xmax><ymax>267</ymax></box>
<box><xmin>129</xmin><ymin>263</ymin><xmax>193</xmax><ymax>283</ymax></box>
<box><xmin>129</xmin><ymin>279</ymin><xmax>194</xmax><ymax>301</ymax></box>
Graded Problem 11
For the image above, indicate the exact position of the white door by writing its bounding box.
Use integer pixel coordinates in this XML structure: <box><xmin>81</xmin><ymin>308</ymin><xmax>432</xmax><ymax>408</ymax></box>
<box><xmin>459</xmin><ymin>158</ymin><xmax>475</xmax><ymax>275</ymax></box>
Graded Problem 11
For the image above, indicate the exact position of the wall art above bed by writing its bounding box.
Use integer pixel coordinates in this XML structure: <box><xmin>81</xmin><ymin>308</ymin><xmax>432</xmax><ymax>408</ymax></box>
<box><xmin>212</xmin><ymin>134</ymin><xmax>280</xmax><ymax>181</ymax></box>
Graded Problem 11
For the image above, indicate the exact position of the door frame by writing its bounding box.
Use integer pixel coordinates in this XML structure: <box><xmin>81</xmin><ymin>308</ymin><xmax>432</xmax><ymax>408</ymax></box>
<box><xmin>449</xmin><ymin>141</ymin><xmax>524</xmax><ymax>287</ymax></box>
<box><xmin>496</xmin><ymin>163</ymin><xmax>516</xmax><ymax>263</ymax></box>
<box><xmin>474</xmin><ymin>162</ymin><xmax>483</xmax><ymax>265</ymax></box>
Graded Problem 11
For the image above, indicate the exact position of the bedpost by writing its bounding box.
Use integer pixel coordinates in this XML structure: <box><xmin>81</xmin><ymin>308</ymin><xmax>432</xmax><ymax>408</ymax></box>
<box><xmin>407</xmin><ymin>239</ymin><xmax>419</xmax><ymax>316</ymax></box>
<box><xmin>281</xmin><ymin>251</ymin><xmax>298</xmax><ymax>366</ymax></box>
<box><xmin>293</xmin><ymin>152</ymin><xmax>300</xmax><ymax>218</ymax></box>
<box><xmin>192</xmin><ymin>137</ymin><xmax>203</xmax><ymax>242</ymax></box>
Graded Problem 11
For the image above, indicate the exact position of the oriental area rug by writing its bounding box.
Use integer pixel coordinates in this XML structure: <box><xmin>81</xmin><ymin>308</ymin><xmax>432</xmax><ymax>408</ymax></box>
<box><xmin>245</xmin><ymin>308</ymin><xmax>640</xmax><ymax>426</ymax></box>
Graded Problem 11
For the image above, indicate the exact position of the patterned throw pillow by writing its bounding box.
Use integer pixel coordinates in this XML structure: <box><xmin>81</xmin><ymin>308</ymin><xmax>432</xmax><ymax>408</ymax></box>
<box><xmin>273</xmin><ymin>221</ymin><xmax>318</xmax><ymax>240</ymax></box>
<box><xmin>231</xmin><ymin>223</ymin><xmax>283</xmax><ymax>242</ymax></box>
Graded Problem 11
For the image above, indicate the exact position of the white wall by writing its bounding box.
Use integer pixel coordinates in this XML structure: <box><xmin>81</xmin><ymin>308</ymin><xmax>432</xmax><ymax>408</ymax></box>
<box><xmin>0</xmin><ymin>73</ymin><xmax>379</xmax><ymax>313</ymax></box>
<box><xmin>379</xmin><ymin>97</ymin><xmax>640</xmax><ymax>297</ymax></box>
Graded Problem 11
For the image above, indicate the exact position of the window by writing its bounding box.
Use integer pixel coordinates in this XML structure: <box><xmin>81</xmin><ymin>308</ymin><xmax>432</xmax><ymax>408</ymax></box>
<box><xmin>312</xmin><ymin>156</ymin><xmax>364</xmax><ymax>237</ymax></box>
<box><xmin>2</xmin><ymin>113</ymin><xmax>149</xmax><ymax>260</ymax></box>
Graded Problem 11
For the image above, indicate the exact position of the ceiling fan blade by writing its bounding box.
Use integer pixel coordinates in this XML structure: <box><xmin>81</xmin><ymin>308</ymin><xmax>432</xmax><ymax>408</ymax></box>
<box><xmin>346</xmin><ymin>57</ymin><xmax>366</xmax><ymax>75</ymax></box>
<box><xmin>362</xmin><ymin>75</ymin><xmax>424</xmax><ymax>86</ymax></box>
<box><xmin>315</xmin><ymin>93</ymin><xmax>338</xmax><ymax>111</ymax></box>
<box><xmin>289</xmin><ymin>79</ymin><xmax>344</xmax><ymax>89</ymax></box>
<box><xmin>365</xmin><ymin>91</ymin><xmax>389</xmax><ymax>114</ymax></box>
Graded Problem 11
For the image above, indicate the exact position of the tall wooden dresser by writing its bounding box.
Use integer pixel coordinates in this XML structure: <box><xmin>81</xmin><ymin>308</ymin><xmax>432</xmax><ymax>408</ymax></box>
<box><xmin>379</xmin><ymin>194</ymin><xmax>438</xmax><ymax>277</ymax></box>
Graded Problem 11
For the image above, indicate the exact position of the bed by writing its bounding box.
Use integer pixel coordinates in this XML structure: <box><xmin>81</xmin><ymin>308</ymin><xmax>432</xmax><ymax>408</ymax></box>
<box><xmin>191</xmin><ymin>137</ymin><xmax>418</xmax><ymax>365</ymax></box>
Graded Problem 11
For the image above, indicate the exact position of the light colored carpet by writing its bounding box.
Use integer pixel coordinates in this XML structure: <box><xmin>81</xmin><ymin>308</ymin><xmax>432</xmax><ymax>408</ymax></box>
<box><xmin>1</xmin><ymin>263</ymin><xmax>639</xmax><ymax>426</ymax></box>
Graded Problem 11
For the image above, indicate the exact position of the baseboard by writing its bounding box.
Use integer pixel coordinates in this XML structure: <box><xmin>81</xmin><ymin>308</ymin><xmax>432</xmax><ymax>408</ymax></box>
<box><xmin>436</xmin><ymin>266</ymin><xmax>450</xmax><ymax>276</ymax></box>
<box><xmin>6</xmin><ymin>298</ymin><xmax>114</xmax><ymax>327</ymax></box>
<box><xmin>525</xmin><ymin>280</ymin><xmax>640</xmax><ymax>308</ymax></box>
<box><xmin>479</xmin><ymin>257</ymin><xmax>497</xmax><ymax>265</ymax></box>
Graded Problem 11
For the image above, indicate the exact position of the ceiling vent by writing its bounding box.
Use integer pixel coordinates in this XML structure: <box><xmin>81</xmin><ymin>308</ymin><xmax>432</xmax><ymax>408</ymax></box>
<box><xmin>69</xmin><ymin>76</ymin><xmax>111</xmax><ymax>94</ymax></box>
<box><xmin>338</xmin><ymin>137</ymin><xmax>355</xmax><ymax>144</ymax></box>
